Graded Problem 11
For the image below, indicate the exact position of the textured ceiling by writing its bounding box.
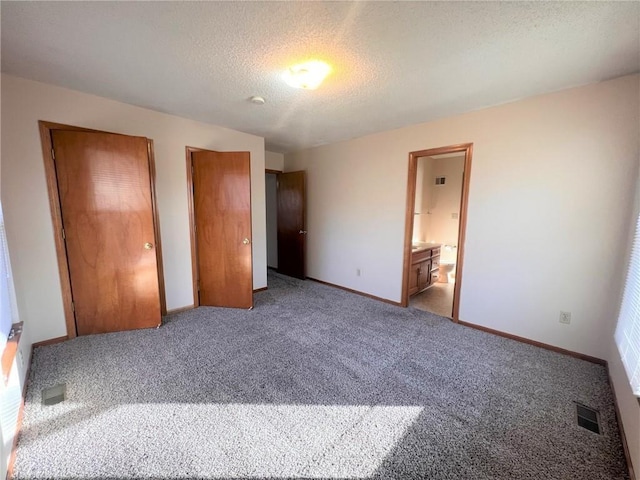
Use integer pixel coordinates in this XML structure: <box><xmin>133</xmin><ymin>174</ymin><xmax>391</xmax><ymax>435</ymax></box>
<box><xmin>2</xmin><ymin>1</ymin><xmax>639</xmax><ymax>153</ymax></box>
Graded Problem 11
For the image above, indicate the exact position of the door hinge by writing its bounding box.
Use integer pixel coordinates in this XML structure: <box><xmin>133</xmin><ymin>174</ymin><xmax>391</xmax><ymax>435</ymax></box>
<box><xmin>197</xmin><ymin>280</ymin><xmax>200</xmax><ymax>291</ymax></box>
<box><xmin>51</xmin><ymin>148</ymin><xmax>56</xmax><ymax>160</ymax></box>
<box><xmin>61</xmin><ymin>228</ymin><xmax>66</xmax><ymax>239</ymax></box>
<box><xmin>71</xmin><ymin>301</ymin><xmax>75</xmax><ymax>313</ymax></box>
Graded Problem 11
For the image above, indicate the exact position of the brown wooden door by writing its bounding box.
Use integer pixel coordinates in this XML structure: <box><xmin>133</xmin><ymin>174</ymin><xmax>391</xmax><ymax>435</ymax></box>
<box><xmin>52</xmin><ymin>130</ymin><xmax>161</xmax><ymax>335</ymax></box>
<box><xmin>191</xmin><ymin>150</ymin><xmax>253</xmax><ymax>308</ymax></box>
<box><xmin>277</xmin><ymin>171</ymin><xmax>306</xmax><ymax>279</ymax></box>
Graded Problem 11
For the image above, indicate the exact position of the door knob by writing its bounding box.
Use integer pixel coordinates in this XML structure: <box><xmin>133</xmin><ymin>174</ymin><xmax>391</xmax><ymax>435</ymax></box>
<box><xmin>144</xmin><ymin>242</ymin><xmax>154</xmax><ymax>250</ymax></box>
<box><xmin>299</xmin><ymin>230</ymin><xmax>307</xmax><ymax>234</ymax></box>
<box><xmin>242</xmin><ymin>238</ymin><xmax>251</xmax><ymax>245</ymax></box>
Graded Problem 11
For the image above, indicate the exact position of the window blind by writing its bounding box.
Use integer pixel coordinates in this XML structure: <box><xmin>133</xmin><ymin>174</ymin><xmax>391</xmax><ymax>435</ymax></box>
<box><xmin>615</xmin><ymin>214</ymin><xmax>640</xmax><ymax>397</ymax></box>
<box><xmin>0</xmin><ymin>204</ymin><xmax>13</xmax><ymax>352</ymax></box>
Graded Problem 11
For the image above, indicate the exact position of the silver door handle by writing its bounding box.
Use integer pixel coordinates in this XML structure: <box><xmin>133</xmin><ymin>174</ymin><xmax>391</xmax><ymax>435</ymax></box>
<box><xmin>299</xmin><ymin>230</ymin><xmax>307</xmax><ymax>234</ymax></box>
<box><xmin>242</xmin><ymin>238</ymin><xmax>251</xmax><ymax>245</ymax></box>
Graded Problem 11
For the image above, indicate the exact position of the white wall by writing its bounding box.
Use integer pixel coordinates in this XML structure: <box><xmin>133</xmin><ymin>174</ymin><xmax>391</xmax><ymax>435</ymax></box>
<box><xmin>0</xmin><ymin>331</ymin><xmax>31</xmax><ymax>480</ymax></box>
<box><xmin>419</xmin><ymin>158</ymin><xmax>433</xmax><ymax>229</ymax></box>
<box><xmin>427</xmin><ymin>156</ymin><xmax>464</xmax><ymax>246</ymax></box>
<box><xmin>265</xmin><ymin>151</ymin><xmax>283</xmax><ymax>269</ymax></box>
<box><xmin>265</xmin><ymin>173</ymin><xmax>278</xmax><ymax>268</ymax></box>
<box><xmin>412</xmin><ymin>157</ymin><xmax>431</xmax><ymax>244</ymax></box>
<box><xmin>609</xmin><ymin>346</ymin><xmax>639</xmax><ymax>479</ymax></box>
<box><xmin>266</xmin><ymin>151</ymin><xmax>284</xmax><ymax>171</ymax></box>
<box><xmin>1</xmin><ymin>75</ymin><xmax>267</xmax><ymax>344</ymax></box>
<box><xmin>424</xmin><ymin>156</ymin><xmax>465</xmax><ymax>264</ymax></box>
<box><xmin>285</xmin><ymin>74</ymin><xmax>639</xmax><ymax>361</ymax></box>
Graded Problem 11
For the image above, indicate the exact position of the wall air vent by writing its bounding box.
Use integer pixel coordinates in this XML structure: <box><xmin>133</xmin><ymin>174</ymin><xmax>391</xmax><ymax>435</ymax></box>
<box><xmin>575</xmin><ymin>403</ymin><xmax>601</xmax><ymax>434</ymax></box>
<box><xmin>435</xmin><ymin>177</ymin><xmax>446</xmax><ymax>185</ymax></box>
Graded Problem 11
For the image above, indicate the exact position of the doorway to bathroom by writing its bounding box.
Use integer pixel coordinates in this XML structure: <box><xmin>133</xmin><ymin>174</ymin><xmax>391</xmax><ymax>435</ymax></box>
<box><xmin>401</xmin><ymin>143</ymin><xmax>473</xmax><ymax>321</ymax></box>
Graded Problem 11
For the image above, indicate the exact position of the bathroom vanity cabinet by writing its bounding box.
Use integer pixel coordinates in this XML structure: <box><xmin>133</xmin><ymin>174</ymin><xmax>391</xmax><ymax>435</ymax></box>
<box><xmin>409</xmin><ymin>244</ymin><xmax>441</xmax><ymax>296</ymax></box>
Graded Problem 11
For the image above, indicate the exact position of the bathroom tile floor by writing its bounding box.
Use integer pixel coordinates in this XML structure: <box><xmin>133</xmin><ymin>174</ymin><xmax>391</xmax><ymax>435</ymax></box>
<box><xmin>410</xmin><ymin>282</ymin><xmax>455</xmax><ymax>318</ymax></box>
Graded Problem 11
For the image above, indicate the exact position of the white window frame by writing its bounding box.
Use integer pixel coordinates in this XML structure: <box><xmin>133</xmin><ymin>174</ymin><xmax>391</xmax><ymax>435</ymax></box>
<box><xmin>615</xmin><ymin>214</ymin><xmax>640</xmax><ymax>397</ymax></box>
<box><xmin>0</xmin><ymin>203</ymin><xmax>17</xmax><ymax>353</ymax></box>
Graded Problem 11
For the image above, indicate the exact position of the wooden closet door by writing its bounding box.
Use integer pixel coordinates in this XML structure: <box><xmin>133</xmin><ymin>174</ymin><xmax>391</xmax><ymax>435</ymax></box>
<box><xmin>277</xmin><ymin>171</ymin><xmax>306</xmax><ymax>279</ymax></box>
<box><xmin>52</xmin><ymin>130</ymin><xmax>161</xmax><ymax>335</ymax></box>
<box><xmin>192</xmin><ymin>150</ymin><xmax>253</xmax><ymax>308</ymax></box>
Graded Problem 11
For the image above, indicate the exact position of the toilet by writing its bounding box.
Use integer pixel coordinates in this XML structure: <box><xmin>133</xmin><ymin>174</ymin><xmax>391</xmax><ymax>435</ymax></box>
<box><xmin>438</xmin><ymin>263</ymin><xmax>456</xmax><ymax>283</ymax></box>
<box><xmin>437</xmin><ymin>245</ymin><xmax>457</xmax><ymax>283</ymax></box>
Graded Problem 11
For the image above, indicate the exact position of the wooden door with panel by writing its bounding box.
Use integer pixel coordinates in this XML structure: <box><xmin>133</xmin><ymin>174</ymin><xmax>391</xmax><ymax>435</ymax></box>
<box><xmin>52</xmin><ymin>130</ymin><xmax>162</xmax><ymax>335</ymax></box>
<box><xmin>277</xmin><ymin>171</ymin><xmax>306</xmax><ymax>279</ymax></box>
<box><xmin>191</xmin><ymin>149</ymin><xmax>253</xmax><ymax>309</ymax></box>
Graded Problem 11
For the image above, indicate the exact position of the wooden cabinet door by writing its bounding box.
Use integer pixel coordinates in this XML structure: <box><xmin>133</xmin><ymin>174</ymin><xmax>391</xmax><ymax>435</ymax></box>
<box><xmin>429</xmin><ymin>268</ymin><xmax>440</xmax><ymax>286</ymax></box>
<box><xmin>53</xmin><ymin>130</ymin><xmax>161</xmax><ymax>335</ymax></box>
<box><xmin>418</xmin><ymin>260</ymin><xmax>431</xmax><ymax>291</ymax></box>
<box><xmin>430</xmin><ymin>253</ymin><xmax>441</xmax><ymax>286</ymax></box>
<box><xmin>409</xmin><ymin>262</ymin><xmax>420</xmax><ymax>295</ymax></box>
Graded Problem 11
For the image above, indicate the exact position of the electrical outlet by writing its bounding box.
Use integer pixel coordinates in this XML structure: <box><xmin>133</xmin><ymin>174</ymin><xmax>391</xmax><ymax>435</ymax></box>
<box><xmin>559</xmin><ymin>311</ymin><xmax>571</xmax><ymax>325</ymax></box>
<box><xmin>356</xmin><ymin>268</ymin><xmax>361</xmax><ymax>277</ymax></box>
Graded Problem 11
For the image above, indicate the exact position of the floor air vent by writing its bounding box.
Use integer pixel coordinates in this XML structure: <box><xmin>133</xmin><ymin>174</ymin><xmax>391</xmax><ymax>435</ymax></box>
<box><xmin>42</xmin><ymin>384</ymin><xmax>66</xmax><ymax>406</ymax></box>
<box><xmin>575</xmin><ymin>403</ymin><xmax>600</xmax><ymax>434</ymax></box>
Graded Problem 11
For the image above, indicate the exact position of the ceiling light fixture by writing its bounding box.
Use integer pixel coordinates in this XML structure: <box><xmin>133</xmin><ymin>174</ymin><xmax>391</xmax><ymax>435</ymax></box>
<box><xmin>249</xmin><ymin>96</ymin><xmax>265</xmax><ymax>105</ymax></box>
<box><xmin>284</xmin><ymin>60</ymin><xmax>332</xmax><ymax>90</ymax></box>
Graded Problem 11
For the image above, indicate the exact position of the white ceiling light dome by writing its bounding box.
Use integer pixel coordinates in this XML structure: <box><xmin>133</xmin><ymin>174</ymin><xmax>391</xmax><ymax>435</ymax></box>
<box><xmin>283</xmin><ymin>60</ymin><xmax>332</xmax><ymax>90</ymax></box>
